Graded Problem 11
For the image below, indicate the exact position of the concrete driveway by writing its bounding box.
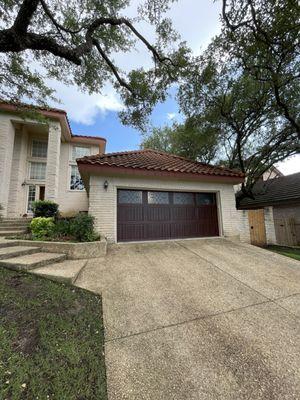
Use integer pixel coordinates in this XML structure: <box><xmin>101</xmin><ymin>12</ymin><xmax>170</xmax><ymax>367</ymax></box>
<box><xmin>76</xmin><ymin>238</ymin><xmax>300</xmax><ymax>400</ymax></box>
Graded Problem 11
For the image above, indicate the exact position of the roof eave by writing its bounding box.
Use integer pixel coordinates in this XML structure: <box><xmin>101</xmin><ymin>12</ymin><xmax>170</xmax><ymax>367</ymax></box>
<box><xmin>77</xmin><ymin>163</ymin><xmax>245</xmax><ymax>184</ymax></box>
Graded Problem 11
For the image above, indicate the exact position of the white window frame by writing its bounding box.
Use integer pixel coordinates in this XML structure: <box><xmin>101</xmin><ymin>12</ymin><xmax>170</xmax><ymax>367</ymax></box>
<box><xmin>68</xmin><ymin>145</ymin><xmax>90</xmax><ymax>191</ymax></box>
<box><xmin>31</xmin><ymin>139</ymin><xmax>48</xmax><ymax>158</ymax></box>
<box><xmin>29</xmin><ymin>161</ymin><xmax>47</xmax><ymax>181</ymax></box>
<box><xmin>69</xmin><ymin>164</ymin><xmax>85</xmax><ymax>191</ymax></box>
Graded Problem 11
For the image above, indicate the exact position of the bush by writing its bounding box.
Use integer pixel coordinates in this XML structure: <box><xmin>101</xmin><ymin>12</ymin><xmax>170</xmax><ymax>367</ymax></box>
<box><xmin>52</xmin><ymin>218</ymin><xmax>71</xmax><ymax>239</ymax></box>
<box><xmin>69</xmin><ymin>213</ymin><xmax>99</xmax><ymax>242</ymax></box>
<box><xmin>30</xmin><ymin>217</ymin><xmax>55</xmax><ymax>240</ymax></box>
<box><xmin>32</xmin><ymin>200</ymin><xmax>59</xmax><ymax>218</ymax></box>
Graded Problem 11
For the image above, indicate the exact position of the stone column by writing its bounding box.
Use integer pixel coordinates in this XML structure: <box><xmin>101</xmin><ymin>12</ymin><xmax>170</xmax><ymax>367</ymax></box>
<box><xmin>0</xmin><ymin>116</ymin><xmax>15</xmax><ymax>217</ymax></box>
<box><xmin>45</xmin><ymin>121</ymin><xmax>61</xmax><ymax>202</ymax></box>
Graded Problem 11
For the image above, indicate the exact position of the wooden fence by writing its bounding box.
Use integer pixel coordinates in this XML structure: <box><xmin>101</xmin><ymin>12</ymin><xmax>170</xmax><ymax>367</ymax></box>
<box><xmin>274</xmin><ymin>218</ymin><xmax>300</xmax><ymax>246</ymax></box>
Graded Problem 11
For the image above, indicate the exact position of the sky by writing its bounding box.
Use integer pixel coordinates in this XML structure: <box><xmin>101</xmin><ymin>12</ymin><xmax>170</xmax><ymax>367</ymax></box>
<box><xmin>49</xmin><ymin>0</ymin><xmax>299</xmax><ymax>175</ymax></box>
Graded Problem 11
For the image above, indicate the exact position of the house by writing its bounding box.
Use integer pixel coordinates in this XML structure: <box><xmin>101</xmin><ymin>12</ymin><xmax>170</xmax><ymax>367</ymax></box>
<box><xmin>0</xmin><ymin>103</ymin><xmax>245</xmax><ymax>243</ymax></box>
<box><xmin>237</xmin><ymin>173</ymin><xmax>300</xmax><ymax>247</ymax></box>
<box><xmin>0</xmin><ymin>102</ymin><xmax>106</xmax><ymax>218</ymax></box>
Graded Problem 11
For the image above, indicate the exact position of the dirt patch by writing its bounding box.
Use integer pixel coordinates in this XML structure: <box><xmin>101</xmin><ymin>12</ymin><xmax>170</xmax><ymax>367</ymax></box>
<box><xmin>13</xmin><ymin>323</ymin><xmax>40</xmax><ymax>355</ymax></box>
<box><xmin>6</xmin><ymin>274</ymin><xmax>41</xmax><ymax>299</ymax></box>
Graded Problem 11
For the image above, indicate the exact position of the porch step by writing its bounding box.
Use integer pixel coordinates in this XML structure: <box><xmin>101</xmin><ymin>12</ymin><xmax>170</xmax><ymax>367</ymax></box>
<box><xmin>0</xmin><ymin>220</ymin><xmax>30</xmax><ymax>228</ymax></box>
<box><xmin>0</xmin><ymin>226</ymin><xmax>28</xmax><ymax>232</ymax></box>
<box><xmin>0</xmin><ymin>245</ymin><xmax>40</xmax><ymax>260</ymax></box>
<box><xmin>0</xmin><ymin>230</ymin><xmax>26</xmax><ymax>237</ymax></box>
<box><xmin>0</xmin><ymin>252</ymin><xmax>67</xmax><ymax>271</ymax></box>
<box><xmin>31</xmin><ymin>260</ymin><xmax>87</xmax><ymax>284</ymax></box>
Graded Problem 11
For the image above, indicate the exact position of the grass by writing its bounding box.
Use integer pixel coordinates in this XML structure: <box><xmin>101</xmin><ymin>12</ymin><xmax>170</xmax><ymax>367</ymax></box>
<box><xmin>0</xmin><ymin>268</ymin><xmax>107</xmax><ymax>400</ymax></box>
<box><xmin>266</xmin><ymin>245</ymin><xmax>300</xmax><ymax>261</ymax></box>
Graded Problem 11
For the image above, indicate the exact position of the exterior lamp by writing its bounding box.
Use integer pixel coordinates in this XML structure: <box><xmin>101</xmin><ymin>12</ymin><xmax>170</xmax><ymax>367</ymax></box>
<box><xmin>104</xmin><ymin>180</ymin><xmax>109</xmax><ymax>190</ymax></box>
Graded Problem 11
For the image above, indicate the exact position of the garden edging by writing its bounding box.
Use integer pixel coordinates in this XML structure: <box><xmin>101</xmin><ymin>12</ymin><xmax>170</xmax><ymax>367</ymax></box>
<box><xmin>9</xmin><ymin>238</ymin><xmax>107</xmax><ymax>259</ymax></box>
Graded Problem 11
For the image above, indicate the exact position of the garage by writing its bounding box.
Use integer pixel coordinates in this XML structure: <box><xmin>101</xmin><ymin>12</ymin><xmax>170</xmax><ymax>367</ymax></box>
<box><xmin>117</xmin><ymin>189</ymin><xmax>219</xmax><ymax>242</ymax></box>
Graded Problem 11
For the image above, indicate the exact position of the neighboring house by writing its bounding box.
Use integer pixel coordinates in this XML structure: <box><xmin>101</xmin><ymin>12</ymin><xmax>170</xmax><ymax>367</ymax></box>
<box><xmin>0</xmin><ymin>103</ymin><xmax>245</xmax><ymax>243</ymax></box>
<box><xmin>0</xmin><ymin>102</ymin><xmax>106</xmax><ymax>218</ymax></box>
<box><xmin>237</xmin><ymin>173</ymin><xmax>300</xmax><ymax>247</ymax></box>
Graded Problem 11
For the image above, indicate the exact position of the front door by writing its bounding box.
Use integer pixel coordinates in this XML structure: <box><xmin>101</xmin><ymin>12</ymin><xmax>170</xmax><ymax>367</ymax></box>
<box><xmin>27</xmin><ymin>185</ymin><xmax>45</xmax><ymax>213</ymax></box>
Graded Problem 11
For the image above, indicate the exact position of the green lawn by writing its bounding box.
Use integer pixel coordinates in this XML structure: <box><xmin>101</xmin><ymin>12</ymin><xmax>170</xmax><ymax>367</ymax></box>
<box><xmin>267</xmin><ymin>245</ymin><xmax>300</xmax><ymax>261</ymax></box>
<box><xmin>0</xmin><ymin>268</ymin><xmax>107</xmax><ymax>400</ymax></box>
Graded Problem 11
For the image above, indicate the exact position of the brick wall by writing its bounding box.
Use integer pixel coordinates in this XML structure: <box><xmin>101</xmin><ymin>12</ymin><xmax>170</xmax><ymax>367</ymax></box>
<box><xmin>0</xmin><ymin>115</ymin><xmax>15</xmax><ymax>217</ymax></box>
<box><xmin>89</xmin><ymin>175</ymin><xmax>240</xmax><ymax>242</ymax></box>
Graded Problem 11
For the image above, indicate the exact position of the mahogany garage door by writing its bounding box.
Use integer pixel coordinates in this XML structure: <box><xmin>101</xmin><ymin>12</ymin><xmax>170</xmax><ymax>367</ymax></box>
<box><xmin>117</xmin><ymin>189</ymin><xmax>219</xmax><ymax>242</ymax></box>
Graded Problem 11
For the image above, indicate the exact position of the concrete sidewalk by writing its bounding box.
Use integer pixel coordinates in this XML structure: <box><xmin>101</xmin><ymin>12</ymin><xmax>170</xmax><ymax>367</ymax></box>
<box><xmin>75</xmin><ymin>238</ymin><xmax>300</xmax><ymax>400</ymax></box>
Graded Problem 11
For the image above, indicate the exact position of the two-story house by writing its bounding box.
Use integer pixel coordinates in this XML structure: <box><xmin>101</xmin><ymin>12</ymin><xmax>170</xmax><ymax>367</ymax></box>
<box><xmin>0</xmin><ymin>102</ymin><xmax>106</xmax><ymax>218</ymax></box>
<box><xmin>0</xmin><ymin>102</ymin><xmax>245</xmax><ymax>243</ymax></box>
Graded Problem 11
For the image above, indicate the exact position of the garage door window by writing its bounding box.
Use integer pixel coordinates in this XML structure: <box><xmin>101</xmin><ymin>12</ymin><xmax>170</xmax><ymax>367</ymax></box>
<box><xmin>118</xmin><ymin>190</ymin><xmax>142</xmax><ymax>204</ymax></box>
<box><xmin>148</xmin><ymin>191</ymin><xmax>169</xmax><ymax>204</ymax></box>
<box><xmin>196</xmin><ymin>193</ymin><xmax>215</xmax><ymax>205</ymax></box>
<box><xmin>174</xmin><ymin>192</ymin><xmax>194</xmax><ymax>205</ymax></box>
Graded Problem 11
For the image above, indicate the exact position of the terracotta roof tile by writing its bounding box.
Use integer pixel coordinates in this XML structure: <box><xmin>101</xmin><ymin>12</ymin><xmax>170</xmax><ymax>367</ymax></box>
<box><xmin>77</xmin><ymin>149</ymin><xmax>244</xmax><ymax>178</ymax></box>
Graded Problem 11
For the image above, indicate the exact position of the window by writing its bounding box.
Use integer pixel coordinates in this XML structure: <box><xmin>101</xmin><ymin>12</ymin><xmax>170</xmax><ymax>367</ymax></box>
<box><xmin>72</xmin><ymin>146</ymin><xmax>90</xmax><ymax>161</ymax></box>
<box><xmin>173</xmin><ymin>192</ymin><xmax>194</xmax><ymax>205</ymax></box>
<box><xmin>118</xmin><ymin>190</ymin><xmax>142</xmax><ymax>204</ymax></box>
<box><xmin>30</xmin><ymin>162</ymin><xmax>46</xmax><ymax>180</ymax></box>
<box><xmin>148</xmin><ymin>191</ymin><xmax>169</xmax><ymax>204</ymax></box>
<box><xmin>196</xmin><ymin>193</ymin><xmax>215</xmax><ymax>205</ymax></box>
<box><xmin>70</xmin><ymin>165</ymin><xmax>84</xmax><ymax>190</ymax></box>
<box><xmin>32</xmin><ymin>140</ymin><xmax>48</xmax><ymax>158</ymax></box>
<box><xmin>27</xmin><ymin>185</ymin><xmax>36</xmax><ymax>212</ymax></box>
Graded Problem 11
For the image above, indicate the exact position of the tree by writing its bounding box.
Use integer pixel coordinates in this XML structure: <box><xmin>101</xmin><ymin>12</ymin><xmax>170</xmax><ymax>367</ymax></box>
<box><xmin>221</xmin><ymin>0</ymin><xmax>300</xmax><ymax>137</ymax></box>
<box><xmin>0</xmin><ymin>0</ymin><xmax>189</xmax><ymax>127</ymax></box>
<box><xmin>141</xmin><ymin>118</ymin><xmax>220</xmax><ymax>163</ymax></box>
<box><xmin>177</xmin><ymin>37</ymin><xmax>299</xmax><ymax>204</ymax></box>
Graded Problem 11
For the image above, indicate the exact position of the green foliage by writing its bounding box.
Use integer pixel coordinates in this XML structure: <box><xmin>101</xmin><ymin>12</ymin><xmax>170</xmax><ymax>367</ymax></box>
<box><xmin>30</xmin><ymin>217</ymin><xmax>55</xmax><ymax>240</ymax></box>
<box><xmin>69</xmin><ymin>214</ymin><xmax>99</xmax><ymax>242</ymax></box>
<box><xmin>0</xmin><ymin>0</ymin><xmax>189</xmax><ymax>128</ymax></box>
<box><xmin>51</xmin><ymin>218</ymin><xmax>71</xmax><ymax>239</ymax></box>
<box><xmin>141</xmin><ymin>119</ymin><xmax>220</xmax><ymax>163</ymax></box>
<box><xmin>32</xmin><ymin>200</ymin><xmax>59</xmax><ymax>218</ymax></box>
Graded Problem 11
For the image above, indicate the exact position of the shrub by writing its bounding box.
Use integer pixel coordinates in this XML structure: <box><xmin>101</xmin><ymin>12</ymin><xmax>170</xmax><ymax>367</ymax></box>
<box><xmin>30</xmin><ymin>217</ymin><xmax>55</xmax><ymax>240</ymax></box>
<box><xmin>52</xmin><ymin>218</ymin><xmax>71</xmax><ymax>239</ymax></box>
<box><xmin>32</xmin><ymin>200</ymin><xmax>59</xmax><ymax>218</ymax></box>
<box><xmin>69</xmin><ymin>213</ymin><xmax>99</xmax><ymax>242</ymax></box>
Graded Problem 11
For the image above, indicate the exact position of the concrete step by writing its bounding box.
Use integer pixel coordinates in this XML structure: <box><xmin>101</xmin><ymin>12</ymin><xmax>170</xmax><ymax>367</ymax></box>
<box><xmin>0</xmin><ymin>218</ymin><xmax>31</xmax><ymax>222</ymax></box>
<box><xmin>0</xmin><ymin>252</ymin><xmax>67</xmax><ymax>271</ymax></box>
<box><xmin>31</xmin><ymin>260</ymin><xmax>87</xmax><ymax>284</ymax></box>
<box><xmin>0</xmin><ymin>245</ymin><xmax>40</xmax><ymax>260</ymax></box>
<box><xmin>0</xmin><ymin>240</ymin><xmax>20</xmax><ymax>249</ymax></box>
<box><xmin>0</xmin><ymin>226</ymin><xmax>28</xmax><ymax>232</ymax></box>
<box><xmin>0</xmin><ymin>221</ymin><xmax>30</xmax><ymax>227</ymax></box>
<box><xmin>0</xmin><ymin>230</ymin><xmax>26</xmax><ymax>237</ymax></box>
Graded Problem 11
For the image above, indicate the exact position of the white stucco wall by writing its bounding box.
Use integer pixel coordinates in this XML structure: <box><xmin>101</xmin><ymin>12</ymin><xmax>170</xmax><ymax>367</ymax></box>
<box><xmin>88</xmin><ymin>174</ymin><xmax>240</xmax><ymax>243</ymax></box>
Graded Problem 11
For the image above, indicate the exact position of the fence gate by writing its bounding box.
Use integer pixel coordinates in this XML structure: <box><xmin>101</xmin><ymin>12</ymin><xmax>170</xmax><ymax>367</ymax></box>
<box><xmin>274</xmin><ymin>218</ymin><xmax>298</xmax><ymax>246</ymax></box>
<box><xmin>248</xmin><ymin>209</ymin><xmax>267</xmax><ymax>246</ymax></box>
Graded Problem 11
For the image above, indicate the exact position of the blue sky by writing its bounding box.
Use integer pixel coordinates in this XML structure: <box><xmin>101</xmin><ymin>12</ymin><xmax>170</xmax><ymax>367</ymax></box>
<box><xmin>50</xmin><ymin>0</ymin><xmax>299</xmax><ymax>174</ymax></box>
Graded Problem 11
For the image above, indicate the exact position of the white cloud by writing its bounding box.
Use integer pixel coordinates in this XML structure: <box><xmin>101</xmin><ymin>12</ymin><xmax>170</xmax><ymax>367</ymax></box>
<box><xmin>276</xmin><ymin>155</ymin><xmax>300</xmax><ymax>176</ymax></box>
<box><xmin>167</xmin><ymin>112</ymin><xmax>177</xmax><ymax>120</ymax></box>
<box><xmin>47</xmin><ymin>80</ymin><xmax>124</xmax><ymax>125</ymax></box>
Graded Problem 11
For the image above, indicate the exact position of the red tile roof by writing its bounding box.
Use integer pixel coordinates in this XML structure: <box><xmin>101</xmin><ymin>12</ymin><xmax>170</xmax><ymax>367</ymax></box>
<box><xmin>77</xmin><ymin>149</ymin><xmax>244</xmax><ymax>179</ymax></box>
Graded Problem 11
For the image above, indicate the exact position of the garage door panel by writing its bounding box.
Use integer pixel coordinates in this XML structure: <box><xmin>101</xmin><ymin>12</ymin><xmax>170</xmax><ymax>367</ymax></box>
<box><xmin>117</xmin><ymin>190</ymin><xmax>219</xmax><ymax>242</ymax></box>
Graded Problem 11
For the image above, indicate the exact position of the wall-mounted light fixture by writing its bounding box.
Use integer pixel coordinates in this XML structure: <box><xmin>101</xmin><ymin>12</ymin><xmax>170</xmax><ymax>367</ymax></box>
<box><xmin>104</xmin><ymin>180</ymin><xmax>109</xmax><ymax>190</ymax></box>
<box><xmin>21</xmin><ymin>181</ymin><xmax>26</xmax><ymax>187</ymax></box>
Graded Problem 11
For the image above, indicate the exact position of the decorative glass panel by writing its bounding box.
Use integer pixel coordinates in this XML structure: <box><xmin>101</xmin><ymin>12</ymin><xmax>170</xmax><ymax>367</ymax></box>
<box><xmin>196</xmin><ymin>193</ymin><xmax>215</xmax><ymax>205</ymax></box>
<box><xmin>173</xmin><ymin>192</ymin><xmax>194</xmax><ymax>205</ymax></box>
<box><xmin>118</xmin><ymin>190</ymin><xmax>142</xmax><ymax>204</ymax></box>
<box><xmin>32</xmin><ymin>140</ymin><xmax>48</xmax><ymax>158</ymax></box>
<box><xmin>30</xmin><ymin>162</ymin><xmax>46</xmax><ymax>180</ymax></box>
<box><xmin>27</xmin><ymin>185</ymin><xmax>36</xmax><ymax>212</ymax></box>
<box><xmin>70</xmin><ymin>165</ymin><xmax>84</xmax><ymax>190</ymax></box>
<box><xmin>148</xmin><ymin>191</ymin><xmax>169</xmax><ymax>204</ymax></box>
<box><xmin>72</xmin><ymin>146</ymin><xmax>90</xmax><ymax>160</ymax></box>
